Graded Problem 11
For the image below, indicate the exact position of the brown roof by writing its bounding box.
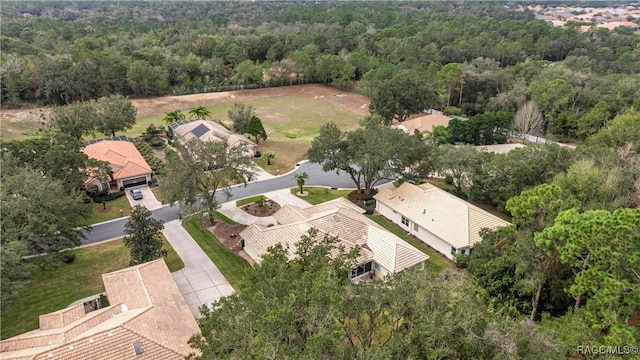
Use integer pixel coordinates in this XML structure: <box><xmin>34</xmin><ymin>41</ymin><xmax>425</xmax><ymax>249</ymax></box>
<box><xmin>82</xmin><ymin>140</ymin><xmax>152</xmax><ymax>180</ymax></box>
<box><xmin>395</xmin><ymin>114</ymin><xmax>451</xmax><ymax>133</ymax></box>
<box><xmin>375</xmin><ymin>183</ymin><xmax>511</xmax><ymax>249</ymax></box>
<box><xmin>1</xmin><ymin>260</ymin><xmax>200</xmax><ymax>360</ymax></box>
<box><xmin>241</xmin><ymin>198</ymin><xmax>428</xmax><ymax>271</ymax></box>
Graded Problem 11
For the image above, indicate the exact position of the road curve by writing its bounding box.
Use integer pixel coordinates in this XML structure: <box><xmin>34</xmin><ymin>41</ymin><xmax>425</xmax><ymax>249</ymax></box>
<box><xmin>82</xmin><ymin>162</ymin><xmax>380</xmax><ymax>245</ymax></box>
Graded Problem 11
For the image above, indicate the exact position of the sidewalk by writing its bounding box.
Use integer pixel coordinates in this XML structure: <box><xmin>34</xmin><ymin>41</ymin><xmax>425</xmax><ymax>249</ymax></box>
<box><xmin>218</xmin><ymin>188</ymin><xmax>313</xmax><ymax>225</ymax></box>
<box><xmin>162</xmin><ymin>220</ymin><xmax>234</xmax><ymax>318</ymax></box>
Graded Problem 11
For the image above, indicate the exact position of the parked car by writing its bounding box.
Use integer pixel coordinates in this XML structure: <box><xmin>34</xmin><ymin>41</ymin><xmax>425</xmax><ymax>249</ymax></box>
<box><xmin>129</xmin><ymin>188</ymin><xmax>143</xmax><ymax>200</ymax></box>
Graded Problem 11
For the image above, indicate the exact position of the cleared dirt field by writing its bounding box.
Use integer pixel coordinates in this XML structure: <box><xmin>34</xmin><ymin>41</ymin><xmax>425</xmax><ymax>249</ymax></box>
<box><xmin>0</xmin><ymin>84</ymin><xmax>371</xmax><ymax>172</ymax></box>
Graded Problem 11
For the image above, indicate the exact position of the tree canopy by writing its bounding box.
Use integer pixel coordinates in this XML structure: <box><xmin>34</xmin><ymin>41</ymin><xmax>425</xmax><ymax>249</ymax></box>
<box><xmin>123</xmin><ymin>205</ymin><xmax>166</xmax><ymax>266</ymax></box>
<box><xmin>307</xmin><ymin>122</ymin><xmax>426</xmax><ymax>196</ymax></box>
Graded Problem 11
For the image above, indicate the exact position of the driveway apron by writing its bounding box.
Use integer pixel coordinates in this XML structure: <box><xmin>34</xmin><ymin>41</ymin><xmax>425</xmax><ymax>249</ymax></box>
<box><xmin>162</xmin><ymin>220</ymin><xmax>234</xmax><ymax>318</ymax></box>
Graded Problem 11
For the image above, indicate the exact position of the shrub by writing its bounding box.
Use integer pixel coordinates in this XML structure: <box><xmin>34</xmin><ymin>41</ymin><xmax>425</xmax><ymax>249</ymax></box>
<box><xmin>61</xmin><ymin>253</ymin><xmax>76</xmax><ymax>264</ymax></box>
<box><xmin>149</xmin><ymin>136</ymin><xmax>165</xmax><ymax>148</ymax></box>
<box><xmin>445</xmin><ymin>175</ymin><xmax>454</xmax><ymax>185</ymax></box>
<box><xmin>119</xmin><ymin>186</ymin><xmax>125</xmax><ymax>192</ymax></box>
<box><xmin>254</xmin><ymin>150</ymin><xmax>262</xmax><ymax>158</ymax></box>
<box><xmin>99</xmin><ymin>294</ymin><xmax>110</xmax><ymax>308</ymax></box>
<box><xmin>92</xmin><ymin>190</ymin><xmax>125</xmax><ymax>203</ymax></box>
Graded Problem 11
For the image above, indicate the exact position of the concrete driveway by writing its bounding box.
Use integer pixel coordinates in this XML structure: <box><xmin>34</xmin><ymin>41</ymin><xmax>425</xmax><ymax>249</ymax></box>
<box><xmin>162</xmin><ymin>220</ymin><xmax>234</xmax><ymax>318</ymax></box>
<box><xmin>125</xmin><ymin>185</ymin><xmax>163</xmax><ymax>210</ymax></box>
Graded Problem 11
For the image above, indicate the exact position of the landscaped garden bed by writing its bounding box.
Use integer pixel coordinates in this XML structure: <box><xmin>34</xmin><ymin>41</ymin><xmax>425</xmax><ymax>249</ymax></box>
<box><xmin>237</xmin><ymin>195</ymin><xmax>280</xmax><ymax>217</ymax></box>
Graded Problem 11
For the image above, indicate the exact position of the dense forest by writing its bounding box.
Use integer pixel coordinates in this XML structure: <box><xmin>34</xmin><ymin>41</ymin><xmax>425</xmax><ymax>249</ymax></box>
<box><xmin>1</xmin><ymin>2</ymin><xmax>639</xmax><ymax>358</ymax></box>
<box><xmin>2</xmin><ymin>1</ymin><xmax>639</xmax><ymax>140</ymax></box>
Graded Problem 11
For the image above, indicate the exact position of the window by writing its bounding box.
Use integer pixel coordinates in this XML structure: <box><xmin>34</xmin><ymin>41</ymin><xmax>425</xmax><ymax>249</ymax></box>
<box><xmin>401</xmin><ymin>216</ymin><xmax>409</xmax><ymax>226</ymax></box>
<box><xmin>413</xmin><ymin>223</ymin><xmax>419</xmax><ymax>232</ymax></box>
<box><xmin>460</xmin><ymin>249</ymin><xmax>466</xmax><ymax>255</ymax></box>
<box><xmin>374</xmin><ymin>262</ymin><xmax>382</xmax><ymax>272</ymax></box>
<box><xmin>451</xmin><ymin>247</ymin><xmax>457</xmax><ymax>256</ymax></box>
<box><xmin>351</xmin><ymin>262</ymin><xmax>373</xmax><ymax>278</ymax></box>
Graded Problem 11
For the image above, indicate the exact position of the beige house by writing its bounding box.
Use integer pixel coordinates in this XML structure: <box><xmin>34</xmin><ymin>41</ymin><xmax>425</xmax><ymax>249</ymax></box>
<box><xmin>375</xmin><ymin>182</ymin><xmax>511</xmax><ymax>260</ymax></box>
<box><xmin>0</xmin><ymin>260</ymin><xmax>200</xmax><ymax>360</ymax></box>
<box><xmin>83</xmin><ymin>139</ymin><xmax>152</xmax><ymax>190</ymax></box>
<box><xmin>240</xmin><ymin>198</ymin><xmax>429</xmax><ymax>280</ymax></box>
<box><xmin>395</xmin><ymin>114</ymin><xmax>452</xmax><ymax>134</ymax></box>
<box><xmin>168</xmin><ymin>120</ymin><xmax>256</xmax><ymax>155</ymax></box>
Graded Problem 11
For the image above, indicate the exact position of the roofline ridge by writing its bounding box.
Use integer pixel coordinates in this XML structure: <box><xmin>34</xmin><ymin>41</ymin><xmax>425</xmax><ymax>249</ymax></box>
<box><xmin>120</xmin><ymin>321</ymin><xmax>192</xmax><ymax>357</ymax></box>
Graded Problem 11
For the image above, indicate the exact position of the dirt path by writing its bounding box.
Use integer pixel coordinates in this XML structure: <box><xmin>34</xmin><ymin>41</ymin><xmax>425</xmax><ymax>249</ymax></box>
<box><xmin>1</xmin><ymin>84</ymin><xmax>370</xmax><ymax>125</ymax></box>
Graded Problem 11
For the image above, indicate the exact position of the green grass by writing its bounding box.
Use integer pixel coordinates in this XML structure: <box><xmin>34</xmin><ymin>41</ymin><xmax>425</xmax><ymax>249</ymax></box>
<box><xmin>152</xmin><ymin>186</ymin><xmax>170</xmax><ymax>204</ymax></box>
<box><xmin>367</xmin><ymin>215</ymin><xmax>452</xmax><ymax>274</ymax></box>
<box><xmin>215</xmin><ymin>211</ymin><xmax>246</xmax><ymax>226</ymax></box>
<box><xmin>236</xmin><ymin>195</ymin><xmax>267</xmax><ymax>207</ymax></box>
<box><xmin>0</xmin><ymin>238</ymin><xmax>184</xmax><ymax>340</ymax></box>
<box><xmin>291</xmin><ymin>187</ymin><xmax>352</xmax><ymax>205</ymax></box>
<box><xmin>182</xmin><ymin>216</ymin><xmax>250</xmax><ymax>289</ymax></box>
<box><xmin>76</xmin><ymin>196</ymin><xmax>132</xmax><ymax>226</ymax></box>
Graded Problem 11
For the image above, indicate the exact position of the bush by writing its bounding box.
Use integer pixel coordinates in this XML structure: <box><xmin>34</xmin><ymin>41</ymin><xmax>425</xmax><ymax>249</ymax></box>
<box><xmin>149</xmin><ymin>136</ymin><xmax>165</xmax><ymax>148</ymax></box>
<box><xmin>99</xmin><ymin>294</ymin><xmax>110</xmax><ymax>308</ymax></box>
<box><xmin>61</xmin><ymin>253</ymin><xmax>76</xmax><ymax>264</ymax></box>
<box><xmin>254</xmin><ymin>150</ymin><xmax>262</xmax><ymax>158</ymax></box>
<box><xmin>445</xmin><ymin>175</ymin><xmax>454</xmax><ymax>185</ymax></box>
<box><xmin>92</xmin><ymin>190</ymin><xmax>125</xmax><ymax>203</ymax></box>
<box><xmin>119</xmin><ymin>186</ymin><xmax>125</xmax><ymax>192</ymax></box>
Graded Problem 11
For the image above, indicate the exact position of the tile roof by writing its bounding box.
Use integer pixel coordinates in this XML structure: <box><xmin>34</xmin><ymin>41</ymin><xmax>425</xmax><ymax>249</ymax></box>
<box><xmin>375</xmin><ymin>183</ymin><xmax>511</xmax><ymax>249</ymax></box>
<box><xmin>171</xmin><ymin>120</ymin><xmax>255</xmax><ymax>148</ymax></box>
<box><xmin>395</xmin><ymin>114</ymin><xmax>452</xmax><ymax>133</ymax></box>
<box><xmin>241</xmin><ymin>198</ymin><xmax>428</xmax><ymax>272</ymax></box>
<box><xmin>82</xmin><ymin>140</ymin><xmax>152</xmax><ymax>180</ymax></box>
<box><xmin>1</xmin><ymin>260</ymin><xmax>199</xmax><ymax>360</ymax></box>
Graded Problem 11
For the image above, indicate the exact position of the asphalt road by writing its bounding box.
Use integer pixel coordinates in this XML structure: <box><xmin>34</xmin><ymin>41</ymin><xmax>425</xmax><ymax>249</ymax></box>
<box><xmin>82</xmin><ymin>161</ymin><xmax>375</xmax><ymax>245</ymax></box>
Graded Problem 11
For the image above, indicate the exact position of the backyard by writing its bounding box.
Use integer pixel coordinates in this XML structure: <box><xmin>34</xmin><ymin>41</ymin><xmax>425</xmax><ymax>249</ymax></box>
<box><xmin>0</xmin><ymin>85</ymin><xmax>370</xmax><ymax>173</ymax></box>
<box><xmin>0</xmin><ymin>237</ymin><xmax>183</xmax><ymax>340</ymax></box>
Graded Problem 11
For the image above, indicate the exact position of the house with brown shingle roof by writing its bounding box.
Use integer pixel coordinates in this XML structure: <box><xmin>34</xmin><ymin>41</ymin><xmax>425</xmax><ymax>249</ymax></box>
<box><xmin>240</xmin><ymin>197</ymin><xmax>429</xmax><ymax>280</ymax></box>
<box><xmin>395</xmin><ymin>113</ymin><xmax>452</xmax><ymax>134</ymax></box>
<box><xmin>374</xmin><ymin>182</ymin><xmax>511</xmax><ymax>260</ymax></box>
<box><xmin>83</xmin><ymin>139</ymin><xmax>152</xmax><ymax>190</ymax></box>
<box><xmin>0</xmin><ymin>260</ymin><xmax>200</xmax><ymax>360</ymax></box>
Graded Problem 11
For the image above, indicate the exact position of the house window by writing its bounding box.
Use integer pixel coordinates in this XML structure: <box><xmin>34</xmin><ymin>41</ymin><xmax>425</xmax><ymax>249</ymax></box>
<box><xmin>469</xmin><ymin>247</ymin><xmax>474</xmax><ymax>255</ymax></box>
<box><xmin>451</xmin><ymin>247</ymin><xmax>457</xmax><ymax>256</ymax></box>
<box><xmin>351</xmin><ymin>261</ymin><xmax>373</xmax><ymax>278</ymax></box>
<box><xmin>374</xmin><ymin>262</ymin><xmax>382</xmax><ymax>272</ymax></box>
<box><xmin>413</xmin><ymin>223</ymin><xmax>419</xmax><ymax>232</ymax></box>
<box><xmin>401</xmin><ymin>216</ymin><xmax>409</xmax><ymax>226</ymax></box>
<box><xmin>460</xmin><ymin>249</ymin><xmax>466</xmax><ymax>255</ymax></box>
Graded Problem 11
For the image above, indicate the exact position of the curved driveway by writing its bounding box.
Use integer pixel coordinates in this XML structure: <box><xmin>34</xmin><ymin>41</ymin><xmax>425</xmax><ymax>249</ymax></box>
<box><xmin>82</xmin><ymin>162</ymin><xmax>374</xmax><ymax>245</ymax></box>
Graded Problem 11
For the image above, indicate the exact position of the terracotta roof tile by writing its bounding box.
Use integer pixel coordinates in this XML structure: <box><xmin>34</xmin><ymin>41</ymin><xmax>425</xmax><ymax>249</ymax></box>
<box><xmin>82</xmin><ymin>141</ymin><xmax>152</xmax><ymax>181</ymax></box>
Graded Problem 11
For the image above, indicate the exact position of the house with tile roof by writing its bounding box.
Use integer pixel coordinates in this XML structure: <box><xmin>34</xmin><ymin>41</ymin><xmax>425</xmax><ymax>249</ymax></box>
<box><xmin>0</xmin><ymin>260</ymin><xmax>200</xmax><ymax>360</ymax></box>
<box><xmin>168</xmin><ymin>120</ymin><xmax>256</xmax><ymax>155</ymax></box>
<box><xmin>83</xmin><ymin>139</ymin><xmax>152</xmax><ymax>190</ymax></box>
<box><xmin>374</xmin><ymin>182</ymin><xmax>511</xmax><ymax>260</ymax></box>
<box><xmin>240</xmin><ymin>197</ymin><xmax>429</xmax><ymax>281</ymax></box>
<box><xmin>395</xmin><ymin>113</ymin><xmax>452</xmax><ymax>134</ymax></box>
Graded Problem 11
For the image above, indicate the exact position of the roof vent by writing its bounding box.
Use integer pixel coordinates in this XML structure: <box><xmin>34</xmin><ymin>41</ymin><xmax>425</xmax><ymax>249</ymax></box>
<box><xmin>333</xmin><ymin>215</ymin><xmax>340</xmax><ymax>222</ymax></box>
<box><xmin>69</xmin><ymin>345</ymin><xmax>74</xmax><ymax>350</ymax></box>
<box><xmin>133</xmin><ymin>342</ymin><xmax>144</xmax><ymax>355</ymax></box>
<box><xmin>121</xmin><ymin>303</ymin><xmax>128</xmax><ymax>312</ymax></box>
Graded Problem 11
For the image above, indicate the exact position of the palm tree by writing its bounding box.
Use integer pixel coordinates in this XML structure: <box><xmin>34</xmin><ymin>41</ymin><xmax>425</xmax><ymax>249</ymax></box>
<box><xmin>430</xmin><ymin>125</ymin><xmax>449</xmax><ymax>147</ymax></box>
<box><xmin>188</xmin><ymin>105</ymin><xmax>211</xmax><ymax>120</ymax></box>
<box><xmin>263</xmin><ymin>151</ymin><xmax>275</xmax><ymax>166</ymax></box>
<box><xmin>292</xmin><ymin>172</ymin><xmax>309</xmax><ymax>194</ymax></box>
<box><xmin>163</xmin><ymin>109</ymin><xmax>186</xmax><ymax>125</ymax></box>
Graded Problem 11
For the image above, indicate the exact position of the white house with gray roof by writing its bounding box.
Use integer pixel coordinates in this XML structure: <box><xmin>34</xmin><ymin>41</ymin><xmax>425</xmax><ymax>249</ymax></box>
<box><xmin>374</xmin><ymin>182</ymin><xmax>511</xmax><ymax>260</ymax></box>
<box><xmin>168</xmin><ymin>120</ymin><xmax>256</xmax><ymax>155</ymax></box>
<box><xmin>239</xmin><ymin>197</ymin><xmax>429</xmax><ymax>281</ymax></box>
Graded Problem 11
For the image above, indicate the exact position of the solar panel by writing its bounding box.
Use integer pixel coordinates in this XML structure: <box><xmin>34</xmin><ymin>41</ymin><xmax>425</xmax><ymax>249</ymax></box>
<box><xmin>191</xmin><ymin>123</ymin><xmax>211</xmax><ymax>138</ymax></box>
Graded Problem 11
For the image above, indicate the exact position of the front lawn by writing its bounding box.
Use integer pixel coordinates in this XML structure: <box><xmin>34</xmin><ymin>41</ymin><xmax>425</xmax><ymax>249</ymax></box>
<box><xmin>290</xmin><ymin>187</ymin><xmax>352</xmax><ymax>205</ymax></box>
<box><xmin>0</xmin><ymin>238</ymin><xmax>184</xmax><ymax>340</ymax></box>
<box><xmin>181</xmin><ymin>216</ymin><xmax>250</xmax><ymax>289</ymax></box>
<box><xmin>367</xmin><ymin>215</ymin><xmax>452</xmax><ymax>274</ymax></box>
<box><xmin>236</xmin><ymin>194</ymin><xmax>267</xmax><ymax>207</ymax></box>
<box><xmin>76</xmin><ymin>196</ymin><xmax>132</xmax><ymax>226</ymax></box>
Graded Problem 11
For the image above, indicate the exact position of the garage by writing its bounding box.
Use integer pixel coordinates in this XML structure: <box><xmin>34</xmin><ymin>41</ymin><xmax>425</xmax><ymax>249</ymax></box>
<box><xmin>122</xmin><ymin>177</ymin><xmax>147</xmax><ymax>188</ymax></box>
